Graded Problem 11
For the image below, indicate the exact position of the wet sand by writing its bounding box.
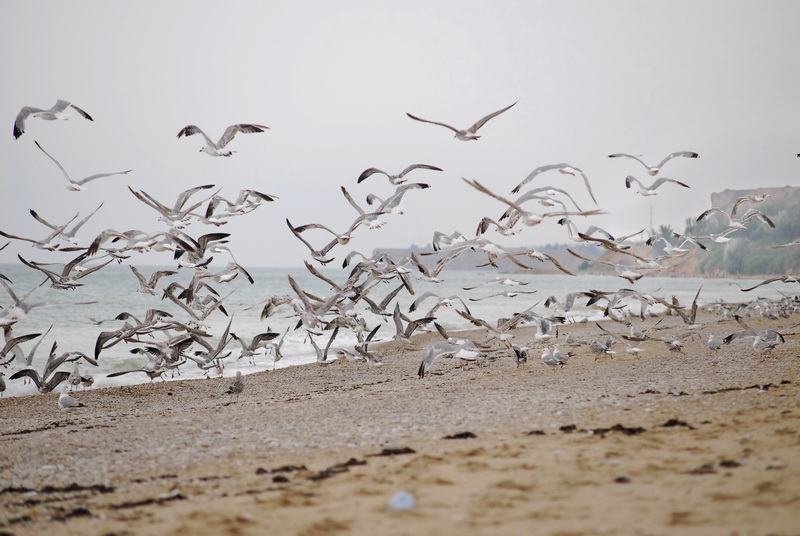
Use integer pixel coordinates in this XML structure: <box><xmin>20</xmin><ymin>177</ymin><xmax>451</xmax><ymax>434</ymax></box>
<box><xmin>1</xmin><ymin>311</ymin><xmax>799</xmax><ymax>535</ymax></box>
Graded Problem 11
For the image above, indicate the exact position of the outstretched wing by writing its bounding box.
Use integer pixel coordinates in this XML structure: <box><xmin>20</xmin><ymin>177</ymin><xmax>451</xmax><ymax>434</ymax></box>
<box><xmin>406</xmin><ymin>113</ymin><xmax>460</xmax><ymax>134</ymax></box>
<box><xmin>467</xmin><ymin>101</ymin><xmax>518</xmax><ymax>133</ymax></box>
<box><xmin>656</xmin><ymin>151</ymin><xmax>698</xmax><ymax>169</ymax></box>
<box><xmin>217</xmin><ymin>124</ymin><xmax>270</xmax><ymax>148</ymax></box>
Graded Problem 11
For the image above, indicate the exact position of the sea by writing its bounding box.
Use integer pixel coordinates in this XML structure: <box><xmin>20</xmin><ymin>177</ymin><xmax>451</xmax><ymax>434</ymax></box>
<box><xmin>0</xmin><ymin>262</ymin><xmax>775</xmax><ymax>398</ymax></box>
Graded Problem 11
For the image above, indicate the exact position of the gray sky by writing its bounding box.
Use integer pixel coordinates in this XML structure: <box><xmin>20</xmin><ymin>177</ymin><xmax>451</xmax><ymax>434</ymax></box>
<box><xmin>2</xmin><ymin>0</ymin><xmax>799</xmax><ymax>268</ymax></box>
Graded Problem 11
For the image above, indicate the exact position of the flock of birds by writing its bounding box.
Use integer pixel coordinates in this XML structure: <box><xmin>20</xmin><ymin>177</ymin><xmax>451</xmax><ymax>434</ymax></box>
<box><xmin>1</xmin><ymin>98</ymin><xmax>798</xmax><ymax>415</ymax></box>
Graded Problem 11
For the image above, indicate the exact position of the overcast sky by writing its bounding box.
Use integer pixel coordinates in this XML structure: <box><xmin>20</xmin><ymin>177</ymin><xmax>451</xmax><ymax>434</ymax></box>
<box><xmin>2</xmin><ymin>0</ymin><xmax>799</xmax><ymax>269</ymax></box>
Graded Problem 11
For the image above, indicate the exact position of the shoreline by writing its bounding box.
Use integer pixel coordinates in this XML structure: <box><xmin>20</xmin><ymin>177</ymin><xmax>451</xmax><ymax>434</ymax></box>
<box><xmin>2</xmin><ymin>311</ymin><xmax>799</xmax><ymax>535</ymax></box>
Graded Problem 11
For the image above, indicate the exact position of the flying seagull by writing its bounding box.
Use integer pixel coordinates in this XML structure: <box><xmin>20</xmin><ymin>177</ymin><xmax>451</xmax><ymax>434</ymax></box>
<box><xmin>624</xmin><ymin>175</ymin><xmax>690</xmax><ymax>196</ymax></box>
<box><xmin>510</xmin><ymin>163</ymin><xmax>598</xmax><ymax>205</ymax></box>
<box><xmin>177</xmin><ymin>124</ymin><xmax>270</xmax><ymax>156</ymax></box>
<box><xmin>13</xmin><ymin>99</ymin><xmax>93</xmax><ymax>139</ymax></box>
<box><xmin>406</xmin><ymin>101</ymin><xmax>518</xmax><ymax>141</ymax></box>
<box><xmin>34</xmin><ymin>140</ymin><xmax>131</xmax><ymax>191</ymax></box>
<box><xmin>608</xmin><ymin>151</ymin><xmax>698</xmax><ymax>175</ymax></box>
<box><xmin>357</xmin><ymin>164</ymin><xmax>442</xmax><ymax>185</ymax></box>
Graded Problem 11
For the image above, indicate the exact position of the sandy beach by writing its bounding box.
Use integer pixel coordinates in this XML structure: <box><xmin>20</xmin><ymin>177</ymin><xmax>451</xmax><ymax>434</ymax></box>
<box><xmin>1</xmin><ymin>310</ymin><xmax>799</xmax><ymax>535</ymax></box>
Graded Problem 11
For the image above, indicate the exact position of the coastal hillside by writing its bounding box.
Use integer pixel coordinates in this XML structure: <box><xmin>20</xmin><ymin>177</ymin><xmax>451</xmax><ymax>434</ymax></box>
<box><xmin>584</xmin><ymin>185</ymin><xmax>800</xmax><ymax>278</ymax></box>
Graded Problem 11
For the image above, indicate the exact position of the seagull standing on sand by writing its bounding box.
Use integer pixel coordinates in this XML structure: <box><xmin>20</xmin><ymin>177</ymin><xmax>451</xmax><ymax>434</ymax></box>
<box><xmin>225</xmin><ymin>371</ymin><xmax>244</xmax><ymax>402</ymax></box>
<box><xmin>13</xmin><ymin>99</ymin><xmax>93</xmax><ymax>139</ymax></box>
<box><xmin>58</xmin><ymin>385</ymin><xmax>85</xmax><ymax>420</ymax></box>
<box><xmin>177</xmin><ymin>124</ymin><xmax>270</xmax><ymax>157</ymax></box>
<box><xmin>608</xmin><ymin>151</ymin><xmax>698</xmax><ymax>176</ymax></box>
<box><xmin>406</xmin><ymin>101</ymin><xmax>518</xmax><ymax>141</ymax></box>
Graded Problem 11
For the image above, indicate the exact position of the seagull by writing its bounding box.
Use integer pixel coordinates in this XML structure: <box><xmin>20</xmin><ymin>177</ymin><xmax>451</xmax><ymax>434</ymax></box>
<box><xmin>510</xmin><ymin>163</ymin><xmax>598</xmax><ymax>205</ymax></box>
<box><xmin>177</xmin><ymin>124</ymin><xmax>270</xmax><ymax>156</ymax></box>
<box><xmin>308</xmin><ymin>326</ymin><xmax>339</xmax><ymax>365</ymax></box>
<box><xmin>463</xmin><ymin>178</ymin><xmax>604</xmax><ymax>227</ymax></box>
<box><xmin>418</xmin><ymin>339</ymin><xmax>481</xmax><ymax>378</ymax></box>
<box><xmin>406</xmin><ymin>101</ymin><xmax>518</xmax><ymax>141</ymax></box>
<box><xmin>0</xmin><ymin>330</ymin><xmax>42</xmax><ymax>366</ymax></box>
<box><xmin>608</xmin><ymin>151</ymin><xmax>698</xmax><ymax>176</ymax></box>
<box><xmin>9</xmin><ymin>341</ymin><xmax>72</xmax><ymax>393</ymax></box>
<box><xmin>127</xmin><ymin>184</ymin><xmax>218</xmax><ymax>228</ymax></box>
<box><xmin>230</xmin><ymin>331</ymin><xmax>279</xmax><ymax>365</ymax></box>
<box><xmin>695</xmin><ymin>207</ymin><xmax>775</xmax><ymax>231</ymax></box>
<box><xmin>130</xmin><ymin>266</ymin><xmax>177</xmax><ymax>295</ymax></box>
<box><xmin>731</xmin><ymin>194</ymin><xmax>771</xmax><ymax>216</ymax></box>
<box><xmin>707</xmin><ymin>334</ymin><xmax>722</xmax><ymax>352</ymax></box>
<box><xmin>767</xmin><ymin>238</ymin><xmax>800</xmax><ymax>249</ymax></box>
<box><xmin>512</xmin><ymin>344</ymin><xmax>529</xmax><ymax>368</ymax></box>
<box><xmin>13</xmin><ymin>99</ymin><xmax>93</xmax><ymax>139</ymax></box>
<box><xmin>34</xmin><ymin>141</ymin><xmax>131</xmax><ymax>191</ymax></box>
<box><xmin>624</xmin><ymin>175</ymin><xmax>690</xmax><ymax>196</ymax></box>
<box><xmin>540</xmin><ymin>347</ymin><xmax>566</xmax><ymax>368</ymax></box>
<box><xmin>58</xmin><ymin>385</ymin><xmax>85</xmax><ymax>420</ymax></box>
<box><xmin>29</xmin><ymin>204</ymin><xmax>104</xmax><ymax>246</ymax></box>
<box><xmin>723</xmin><ymin>315</ymin><xmax>788</xmax><ymax>357</ymax></box>
<box><xmin>225</xmin><ymin>371</ymin><xmax>244</xmax><ymax>402</ymax></box>
<box><xmin>17</xmin><ymin>252</ymin><xmax>113</xmax><ymax>290</ymax></box>
<box><xmin>357</xmin><ymin>164</ymin><xmax>442</xmax><ymax>185</ymax></box>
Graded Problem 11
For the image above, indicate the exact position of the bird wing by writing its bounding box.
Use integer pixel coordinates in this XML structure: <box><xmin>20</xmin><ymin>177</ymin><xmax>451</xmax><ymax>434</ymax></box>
<box><xmin>357</xmin><ymin>168</ymin><xmax>386</xmax><ymax>183</ymax></box>
<box><xmin>75</xmin><ymin>169</ymin><xmax>132</xmax><ymax>186</ymax></box>
<box><xmin>512</xmin><ymin>163</ymin><xmax>573</xmax><ymax>194</ymax></box>
<box><xmin>14</xmin><ymin>106</ymin><xmax>44</xmax><ymax>138</ymax></box>
<box><xmin>467</xmin><ymin>101</ymin><xmax>518</xmax><ymax>133</ymax></box>
<box><xmin>51</xmin><ymin>100</ymin><xmax>72</xmax><ymax>113</ymax></box>
<box><xmin>217</xmin><ymin>124</ymin><xmax>269</xmax><ymax>148</ymax></box>
<box><xmin>34</xmin><ymin>140</ymin><xmax>72</xmax><ymax>181</ymax></box>
<box><xmin>399</xmin><ymin>164</ymin><xmax>443</xmax><ymax>177</ymax></box>
<box><xmin>68</xmin><ymin>102</ymin><xmax>93</xmax><ymax>121</ymax></box>
<box><xmin>405</xmin><ymin>113</ymin><xmax>460</xmax><ymax>133</ymax></box>
<box><xmin>656</xmin><ymin>151</ymin><xmax>698</xmax><ymax>169</ymax></box>
<box><xmin>609</xmin><ymin>153</ymin><xmax>649</xmax><ymax>170</ymax></box>
<box><xmin>650</xmin><ymin>177</ymin><xmax>690</xmax><ymax>190</ymax></box>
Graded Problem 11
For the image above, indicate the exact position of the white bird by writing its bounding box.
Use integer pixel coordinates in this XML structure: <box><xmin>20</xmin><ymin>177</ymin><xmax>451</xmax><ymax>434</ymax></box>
<box><xmin>696</xmin><ymin>207</ymin><xmax>775</xmax><ymax>231</ymax></box>
<box><xmin>731</xmin><ymin>194</ymin><xmax>771</xmax><ymax>216</ymax></box>
<box><xmin>29</xmin><ymin>204</ymin><xmax>104</xmax><ymax>246</ymax></box>
<box><xmin>406</xmin><ymin>101</ymin><xmax>518</xmax><ymax>141</ymax></box>
<box><xmin>130</xmin><ymin>266</ymin><xmax>177</xmax><ymax>295</ymax></box>
<box><xmin>608</xmin><ymin>151</ymin><xmax>698</xmax><ymax>175</ymax></box>
<box><xmin>463</xmin><ymin>178</ymin><xmax>604</xmax><ymax>228</ymax></box>
<box><xmin>58</xmin><ymin>385</ymin><xmax>85</xmax><ymax>420</ymax></box>
<box><xmin>624</xmin><ymin>175</ymin><xmax>690</xmax><ymax>196</ymax></box>
<box><xmin>127</xmin><ymin>184</ymin><xmax>218</xmax><ymax>228</ymax></box>
<box><xmin>357</xmin><ymin>164</ymin><xmax>442</xmax><ymax>185</ymax></box>
<box><xmin>510</xmin><ymin>163</ymin><xmax>597</xmax><ymax>205</ymax></box>
<box><xmin>14</xmin><ymin>99</ymin><xmax>93</xmax><ymax>139</ymax></box>
<box><xmin>540</xmin><ymin>347</ymin><xmax>566</xmax><ymax>368</ymax></box>
<box><xmin>418</xmin><ymin>340</ymin><xmax>481</xmax><ymax>378</ymax></box>
<box><xmin>177</xmin><ymin>124</ymin><xmax>269</xmax><ymax>156</ymax></box>
<box><xmin>34</xmin><ymin>141</ymin><xmax>131</xmax><ymax>191</ymax></box>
